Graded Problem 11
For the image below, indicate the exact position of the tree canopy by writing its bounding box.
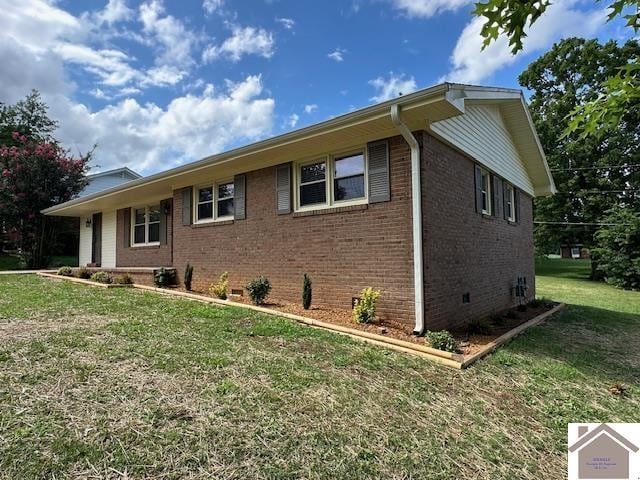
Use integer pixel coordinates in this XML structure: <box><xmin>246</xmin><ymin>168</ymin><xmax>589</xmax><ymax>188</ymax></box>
<box><xmin>518</xmin><ymin>38</ymin><xmax>640</xmax><ymax>253</ymax></box>
<box><xmin>0</xmin><ymin>91</ymin><xmax>90</xmax><ymax>267</ymax></box>
<box><xmin>474</xmin><ymin>0</ymin><xmax>639</xmax><ymax>137</ymax></box>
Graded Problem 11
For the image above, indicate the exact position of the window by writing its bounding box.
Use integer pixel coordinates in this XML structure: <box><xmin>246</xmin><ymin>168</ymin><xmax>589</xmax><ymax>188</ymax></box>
<box><xmin>216</xmin><ymin>181</ymin><xmax>234</xmax><ymax>219</ymax></box>
<box><xmin>132</xmin><ymin>205</ymin><xmax>161</xmax><ymax>246</ymax></box>
<box><xmin>480</xmin><ymin>169</ymin><xmax>492</xmax><ymax>215</ymax></box>
<box><xmin>505</xmin><ymin>184</ymin><xmax>516</xmax><ymax>222</ymax></box>
<box><xmin>296</xmin><ymin>150</ymin><xmax>366</xmax><ymax>210</ymax></box>
<box><xmin>571</xmin><ymin>247</ymin><xmax>581</xmax><ymax>259</ymax></box>
<box><xmin>196</xmin><ymin>180</ymin><xmax>234</xmax><ymax>222</ymax></box>
<box><xmin>334</xmin><ymin>153</ymin><xmax>365</xmax><ymax>202</ymax></box>
<box><xmin>299</xmin><ymin>160</ymin><xmax>327</xmax><ymax>207</ymax></box>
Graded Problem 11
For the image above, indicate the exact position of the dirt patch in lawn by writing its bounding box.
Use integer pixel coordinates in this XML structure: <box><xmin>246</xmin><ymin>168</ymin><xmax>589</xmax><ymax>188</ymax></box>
<box><xmin>176</xmin><ymin>287</ymin><xmax>558</xmax><ymax>356</ymax></box>
<box><xmin>0</xmin><ymin>315</ymin><xmax>114</xmax><ymax>344</ymax></box>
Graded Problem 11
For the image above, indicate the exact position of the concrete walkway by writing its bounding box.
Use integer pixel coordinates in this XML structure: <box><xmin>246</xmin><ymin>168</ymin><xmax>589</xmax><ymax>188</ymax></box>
<box><xmin>0</xmin><ymin>270</ymin><xmax>56</xmax><ymax>275</ymax></box>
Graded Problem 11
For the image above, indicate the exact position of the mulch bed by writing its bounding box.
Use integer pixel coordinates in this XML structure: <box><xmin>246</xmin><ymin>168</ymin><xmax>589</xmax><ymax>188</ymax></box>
<box><xmin>173</xmin><ymin>286</ymin><xmax>558</xmax><ymax>356</ymax></box>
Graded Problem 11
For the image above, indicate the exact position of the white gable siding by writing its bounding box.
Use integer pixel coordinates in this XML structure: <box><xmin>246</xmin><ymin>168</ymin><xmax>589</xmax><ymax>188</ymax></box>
<box><xmin>430</xmin><ymin>104</ymin><xmax>535</xmax><ymax>196</ymax></box>
<box><xmin>101</xmin><ymin>210</ymin><xmax>117</xmax><ymax>268</ymax></box>
<box><xmin>79</xmin><ymin>216</ymin><xmax>92</xmax><ymax>267</ymax></box>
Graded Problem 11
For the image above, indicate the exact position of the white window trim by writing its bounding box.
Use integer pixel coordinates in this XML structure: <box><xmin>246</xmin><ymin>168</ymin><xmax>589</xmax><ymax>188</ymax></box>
<box><xmin>194</xmin><ymin>179</ymin><xmax>235</xmax><ymax>224</ymax></box>
<box><xmin>131</xmin><ymin>205</ymin><xmax>161</xmax><ymax>247</ymax></box>
<box><xmin>480</xmin><ymin>168</ymin><xmax>492</xmax><ymax>216</ymax></box>
<box><xmin>293</xmin><ymin>147</ymin><xmax>368</xmax><ymax>212</ymax></box>
<box><xmin>506</xmin><ymin>184</ymin><xmax>516</xmax><ymax>222</ymax></box>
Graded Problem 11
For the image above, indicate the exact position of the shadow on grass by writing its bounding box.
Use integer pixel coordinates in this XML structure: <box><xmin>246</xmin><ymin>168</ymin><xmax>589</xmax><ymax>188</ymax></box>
<box><xmin>504</xmin><ymin>304</ymin><xmax>640</xmax><ymax>384</ymax></box>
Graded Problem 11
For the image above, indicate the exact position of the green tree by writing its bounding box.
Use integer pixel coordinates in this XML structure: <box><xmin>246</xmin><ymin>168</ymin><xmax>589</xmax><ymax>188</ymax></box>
<box><xmin>592</xmin><ymin>206</ymin><xmax>640</xmax><ymax>289</ymax></box>
<box><xmin>474</xmin><ymin>0</ymin><xmax>639</xmax><ymax>137</ymax></box>
<box><xmin>0</xmin><ymin>91</ymin><xmax>90</xmax><ymax>268</ymax></box>
<box><xmin>519</xmin><ymin>38</ymin><xmax>640</xmax><ymax>257</ymax></box>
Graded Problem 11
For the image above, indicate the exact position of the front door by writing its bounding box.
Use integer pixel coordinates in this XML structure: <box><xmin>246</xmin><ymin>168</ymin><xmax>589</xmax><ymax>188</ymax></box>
<box><xmin>91</xmin><ymin>213</ymin><xmax>102</xmax><ymax>266</ymax></box>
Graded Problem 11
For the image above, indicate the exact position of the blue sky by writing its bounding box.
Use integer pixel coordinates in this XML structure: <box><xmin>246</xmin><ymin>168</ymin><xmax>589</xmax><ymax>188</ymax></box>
<box><xmin>0</xmin><ymin>0</ymin><xmax>631</xmax><ymax>175</ymax></box>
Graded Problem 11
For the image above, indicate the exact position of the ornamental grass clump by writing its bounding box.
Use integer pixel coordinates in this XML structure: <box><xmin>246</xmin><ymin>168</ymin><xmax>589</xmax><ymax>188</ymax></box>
<box><xmin>245</xmin><ymin>276</ymin><xmax>271</xmax><ymax>305</ymax></box>
<box><xmin>353</xmin><ymin>287</ymin><xmax>381</xmax><ymax>324</ymax></box>
<box><xmin>210</xmin><ymin>272</ymin><xmax>229</xmax><ymax>300</ymax></box>
<box><xmin>114</xmin><ymin>273</ymin><xmax>133</xmax><ymax>285</ymax></box>
<box><xmin>57</xmin><ymin>266</ymin><xmax>73</xmax><ymax>277</ymax></box>
<box><xmin>90</xmin><ymin>271</ymin><xmax>112</xmax><ymax>284</ymax></box>
<box><xmin>76</xmin><ymin>267</ymin><xmax>91</xmax><ymax>279</ymax></box>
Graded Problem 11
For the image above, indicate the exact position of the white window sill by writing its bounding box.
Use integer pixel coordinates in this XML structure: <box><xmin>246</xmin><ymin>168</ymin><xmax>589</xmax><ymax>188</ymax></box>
<box><xmin>295</xmin><ymin>198</ymin><xmax>367</xmax><ymax>214</ymax></box>
<box><xmin>194</xmin><ymin>216</ymin><xmax>234</xmax><ymax>225</ymax></box>
<box><xmin>131</xmin><ymin>242</ymin><xmax>160</xmax><ymax>248</ymax></box>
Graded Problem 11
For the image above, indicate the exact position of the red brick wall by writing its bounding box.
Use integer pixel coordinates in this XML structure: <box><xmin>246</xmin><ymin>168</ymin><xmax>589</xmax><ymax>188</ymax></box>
<box><xmin>421</xmin><ymin>132</ymin><xmax>535</xmax><ymax>331</ymax></box>
<box><xmin>116</xmin><ymin>201</ymin><xmax>173</xmax><ymax>268</ymax></box>
<box><xmin>172</xmin><ymin>135</ymin><xmax>416</xmax><ymax>324</ymax></box>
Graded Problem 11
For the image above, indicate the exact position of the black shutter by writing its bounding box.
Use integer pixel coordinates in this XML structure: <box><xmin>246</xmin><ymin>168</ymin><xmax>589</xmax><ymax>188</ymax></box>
<box><xmin>491</xmin><ymin>175</ymin><xmax>500</xmax><ymax>217</ymax></box>
<box><xmin>159</xmin><ymin>200</ymin><xmax>168</xmax><ymax>245</ymax></box>
<box><xmin>503</xmin><ymin>183</ymin><xmax>509</xmax><ymax>221</ymax></box>
<box><xmin>367</xmin><ymin>139</ymin><xmax>390</xmax><ymax>203</ymax></box>
<box><xmin>234</xmin><ymin>174</ymin><xmax>246</xmax><ymax>220</ymax></box>
<box><xmin>474</xmin><ymin>165</ymin><xmax>483</xmax><ymax>214</ymax></box>
<box><xmin>276</xmin><ymin>164</ymin><xmax>291</xmax><ymax>214</ymax></box>
<box><xmin>514</xmin><ymin>189</ymin><xmax>520</xmax><ymax>224</ymax></box>
<box><xmin>123</xmin><ymin>208</ymin><xmax>131</xmax><ymax>247</ymax></box>
<box><xmin>182</xmin><ymin>187</ymin><xmax>192</xmax><ymax>226</ymax></box>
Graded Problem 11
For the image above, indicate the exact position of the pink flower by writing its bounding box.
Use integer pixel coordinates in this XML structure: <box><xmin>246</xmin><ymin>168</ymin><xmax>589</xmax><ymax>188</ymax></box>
<box><xmin>2</xmin><ymin>169</ymin><xmax>9</xmax><ymax>177</ymax></box>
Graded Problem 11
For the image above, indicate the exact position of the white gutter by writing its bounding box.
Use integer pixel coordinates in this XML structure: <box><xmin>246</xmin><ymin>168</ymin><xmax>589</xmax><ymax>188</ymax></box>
<box><xmin>390</xmin><ymin>104</ymin><xmax>424</xmax><ymax>335</ymax></box>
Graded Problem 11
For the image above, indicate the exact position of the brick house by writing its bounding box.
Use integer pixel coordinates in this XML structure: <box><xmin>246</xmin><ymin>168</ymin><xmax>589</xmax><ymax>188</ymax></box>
<box><xmin>43</xmin><ymin>83</ymin><xmax>556</xmax><ymax>333</ymax></box>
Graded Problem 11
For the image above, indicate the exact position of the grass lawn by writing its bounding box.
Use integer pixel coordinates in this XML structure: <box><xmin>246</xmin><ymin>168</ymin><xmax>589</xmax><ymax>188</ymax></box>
<box><xmin>0</xmin><ymin>262</ymin><xmax>638</xmax><ymax>479</ymax></box>
<box><xmin>0</xmin><ymin>254</ymin><xmax>78</xmax><ymax>271</ymax></box>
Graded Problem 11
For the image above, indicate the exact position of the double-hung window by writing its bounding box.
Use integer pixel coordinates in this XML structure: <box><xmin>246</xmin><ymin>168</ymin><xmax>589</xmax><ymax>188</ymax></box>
<box><xmin>132</xmin><ymin>205</ymin><xmax>160</xmax><ymax>246</ymax></box>
<box><xmin>196</xmin><ymin>180</ymin><xmax>235</xmax><ymax>222</ymax></box>
<box><xmin>505</xmin><ymin>183</ymin><xmax>516</xmax><ymax>222</ymax></box>
<box><xmin>480</xmin><ymin>169</ymin><xmax>492</xmax><ymax>215</ymax></box>
<box><xmin>297</xmin><ymin>150</ymin><xmax>366</xmax><ymax>210</ymax></box>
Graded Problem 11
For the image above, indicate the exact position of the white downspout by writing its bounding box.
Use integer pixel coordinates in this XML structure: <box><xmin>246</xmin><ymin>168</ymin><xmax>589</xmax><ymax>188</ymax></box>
<box><xmin>390</xmin><ymin>104</ymin><xmax>424</xmax><ymax>335</ymax></box>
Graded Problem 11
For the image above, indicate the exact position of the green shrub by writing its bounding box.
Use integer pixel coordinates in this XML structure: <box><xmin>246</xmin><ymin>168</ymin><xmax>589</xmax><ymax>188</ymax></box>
<box><xmin>209</xmin><ymin>272</ymin><xmax>229</xmax><ymax>300</ymax></box>
<box><xmin>504</xmin><ymin>309</ymin><xmax>518</xmax><ymax>319</ymax></box>
<box><xmin>467</xmin><ymin>317</ymin><xmax>493</xmax><ymax>335</ymax></box>
<box><xmin>184</xmin><ymin>263</ymin><xmax>194</xmax><ymax>291</ymax></box>
<box><xmin>302</xmin><ymin>273</ymin><xmax>312</xmax><ymax>310</ymax></box>
<box><xmin>114</xmin><ymin>273</ymin><xmax>133</xmax><ymax>285</ymax></box>
<box><xmin>592</xmin><ymin>206</ymin><xmax>640</xmax><ymax>290</ymax></box>
<box><xmin>76</xmin><ymin>267</ymin><xmax>91</xmax><ymax>279</ymax></box>
<box><xmin>425</xmin><ymin>330</ymin><xmax>459</xmax><ymax>353</ymax></box>
<box><xmin>353</xmin><ymin>287</ymin><xmax>381</xmax><ymax>324</ymax></box>
<box><xmin>245</xmin><ymin>276</ymin><xmax>271</xmax><ymax>305</ymax></box>
<box><xmin>90</xmin><ymin>271</ymin><xmax>112</xmax><ymax>284</ymax></box>
<box><xmin>528</xmin><ymin>297</ymin><xmax>550</xmax><ymax>308</ymax></box>
<box><xmin>57</xmin><ymin>266</ymin><xmax>73</xmax><ymax>276</ymax></box>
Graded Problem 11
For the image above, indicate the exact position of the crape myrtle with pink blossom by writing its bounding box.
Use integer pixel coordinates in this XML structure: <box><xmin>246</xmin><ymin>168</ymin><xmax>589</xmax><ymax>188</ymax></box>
<box><xmin>0</xmin><ymin>91</ymin><xmax>90</xmax><ymax>268</ymax></box>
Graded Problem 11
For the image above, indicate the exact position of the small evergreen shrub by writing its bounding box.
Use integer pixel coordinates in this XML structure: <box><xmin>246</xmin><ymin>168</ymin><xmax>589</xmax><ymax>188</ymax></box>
<box><xmin>90</xmin><ymin>271</ymin><xmax>112</xmax><ymax>284</ymax></box>
<box><xmin>76</xmin><ymin>267</ymin><xmax>91</xmax><ymax>279</ymax></box>
<box><xmin>353</xmin><ymin>287</ymin><xmax>381</xmax><ymax>324</ymax></box>
<box><xmin>302</xmin><ymin>273</ymin><xmax>312</xmax><ymax>310</ymax></box>
<box><xmin>115</xmin><ymin>273</ymin><xmax>133</xmax><ymax>285</ymax></box>
<box><xmin>153</xmin><ymin>267</ymin><xmax>176</xmax><ymax>287</ymax></box>
<box><xmin>467</xmin><ymin>317</ymin><xmax>493</xmax><ymax>335</ymax></box>
<box><xmin>245</xmin><ymin>276</ymin><xmax>271</xmax><ymax>305</ymax></box>
<box><xmin>210</xmin><ymin>272</ymin><xmax>229</xmax><ymax>300</ymax></box>
<box><xmin>425</xmin><ymin>330</ymin><xmax>459</xmax><ymax>353</ymax></box>
<box><xmin>57</xmin><ymin>266</ymin><xmax>73</xmax><ymax>277</ymax></box>
<box><xmin>504</xmin><ymin>309</ymin><xmax>518</xmax><ymax>319</ymax></box>
<box><xmin>184</xmin><ymin>263</ymin><xmax>194</xmax><ymax>291</ymax></box>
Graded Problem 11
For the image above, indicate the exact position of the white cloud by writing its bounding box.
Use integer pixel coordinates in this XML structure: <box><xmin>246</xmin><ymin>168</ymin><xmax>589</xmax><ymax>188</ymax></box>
<box><xmin>139</xmin><ymin>0</ymin><xmax>198</xmax><ymax>69</ymax></box>
<box><xmin>328</xmin><ymin>47</ymin><xmax>346</xmax><ymax>62</ymax></box>
<box><xmin>276</xmin><ymin>17</ymin><xmax>295</xmax><ymax>29</ymax></box>
<box><xmin>304</xmin><ymin>104</ymin><xmax>318</xmax><ymax>114</ymax></box>
<box><xmin>54</xmin><ymin>75</ymin><xmax>275</xmax><ymax>173</ymax></box>
<box><xmin>88</xmin><ymin>0</ymin><xmax>134</xmax><ymax>26</ymax></box>
<box><xmin>203</xmin><ymin>0</ymin><xmax>223</xmax><ymax>15</ymax></box>
<box><xmin>287</xmin><ymin>113</ymin><xmax>299</xmax><ymax>128</ymax></box>
<box><xmin>443</xmin><ymin>0</ymin><xmax>609</xmax><ymax>83</ymax></box>
<box><xmin>143</xmin><ymin>65</ymin><xmax>187</xmax><ymax>86</ymax></box>
<box><xmin>389</xmin><ymin>0</ymin><xmax>472</xmax><ymax>18</ymax></box>
<box><xmin>202</xmin><ymin>25</ymin><xmax>275</xmax><ymax>62</ymax></box>
<box><xmin>369</xmin><ymin>73</ymin><xmax>417</xmax><ymax>102</ymax></box>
